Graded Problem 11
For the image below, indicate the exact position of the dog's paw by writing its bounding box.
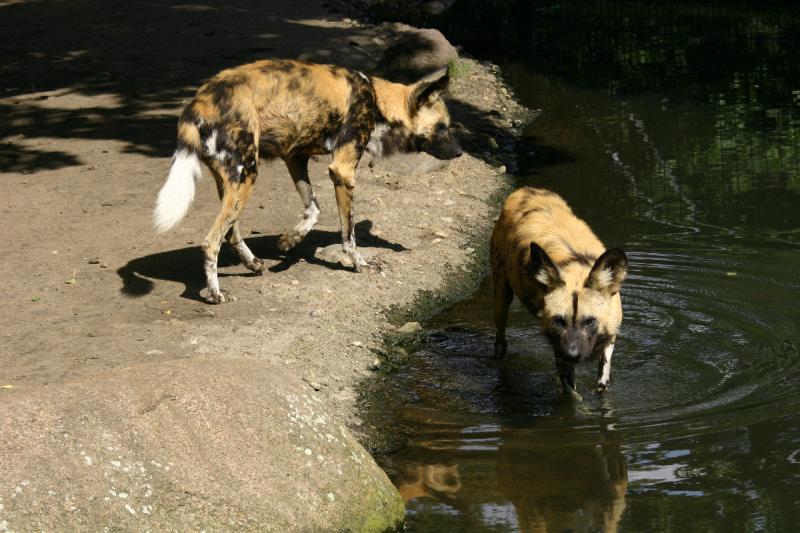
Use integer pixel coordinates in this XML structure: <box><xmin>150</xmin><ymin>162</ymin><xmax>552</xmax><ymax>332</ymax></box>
<box><xmin>278</xmin><ymin>230</ymin><xmax>302</xmax><ymax>252</ymax></box>
<box><xmin>568</xmin><ymin>388</ymin><xmax>584</xmax><ymax>402</ymax></box>
<box><xmin>245</xmin><ymin>257</ymin><xmax>266</xmax><ymax>274</ymax></box>
<box><xmin>205</xmin><ymin>289</ymin><xmax>234</xmax><ymax>304</ymax></box>
<box><xmin>594</xmin><ymin>381</ymin><xmax>609</xmax><ymax>395</ymax></box>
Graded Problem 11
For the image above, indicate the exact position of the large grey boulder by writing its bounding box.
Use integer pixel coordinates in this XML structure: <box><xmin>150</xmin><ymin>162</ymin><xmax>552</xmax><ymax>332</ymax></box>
<box><xmin>0</xmin><ymin>360</ymin><xmax>404</xmax><ymax>531</ymax></box>
<box><xmin>375</xmin><ymin>26</ymin><xmax>459</xmax><ymax>84</ymax></box>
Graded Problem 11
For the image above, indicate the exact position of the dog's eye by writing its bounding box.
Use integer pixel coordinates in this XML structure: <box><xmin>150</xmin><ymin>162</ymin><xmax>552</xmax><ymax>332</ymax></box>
<box><xmin>583</xmin><ymin>317</ymin><xmax>597</xmax><ymax>328</ymax></box>
<box><xmin>552</xmin><ymin>316</ymin><xmax>567</xmax><ymax>328</ymax></box>
<box><xmin>436</xmin><ymin>123</ymin><xmax>448</xmax><ymax>135</ymax></box>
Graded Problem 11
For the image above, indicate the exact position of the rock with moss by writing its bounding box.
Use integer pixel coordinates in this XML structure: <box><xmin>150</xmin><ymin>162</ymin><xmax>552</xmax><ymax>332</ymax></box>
<box><xmin>0</xmin><ymin>360</ymin><xmax>404</xmax><ymax>531</ymax></box>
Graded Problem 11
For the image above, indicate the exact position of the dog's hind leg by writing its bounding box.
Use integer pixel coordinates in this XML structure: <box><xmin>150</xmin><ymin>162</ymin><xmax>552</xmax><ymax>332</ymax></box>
<box><xmin>278</xmin><ymin>155</ymin><xmax>320</xmax><ymax>252</ymax></box>
<box><xmin>202</xmin><ymin>175</ymin><xmax>257</xmax><ymax>303</ymax></box>
<box><xmin>210</xmin><ymin>166</ymin><xmax>265</xmax><ymax>274</ymax></box>
<box><xmin>329</xmin><ymin>142</ymin><xmax>369</xmax><ymax>271</ymax></box>
<box><xmin>201</xmin><ymin>125</ymin><xmax>259</xmax><ymax>304</ymax></box>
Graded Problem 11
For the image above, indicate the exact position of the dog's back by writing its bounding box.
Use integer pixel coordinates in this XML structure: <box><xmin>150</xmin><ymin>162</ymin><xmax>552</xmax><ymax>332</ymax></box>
<box><xmin>154</xmin><ymin>59</ymin><xmax>375</xmax><ymax>237</ymax></box>
<box><xmin>178</xmin><ymin>59</ymin><xmax>373</xmax><ymax>160</ymax></box>
<box><xmin>491</xmin><ymin>187</ymin><xmax>606</xmax><ymax>305</ymax></box>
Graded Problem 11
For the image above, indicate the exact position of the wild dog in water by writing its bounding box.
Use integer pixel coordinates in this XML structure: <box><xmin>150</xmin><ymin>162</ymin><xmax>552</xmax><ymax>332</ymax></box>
<box><xmin>490</xmin><ymin>187</ymin><xmax>628</xmax><ymax>396</ymax></box>
<box><xmin>153</xmin><ymin>59</ymin><xmax>462</xmax><ymax>303</ymax></box>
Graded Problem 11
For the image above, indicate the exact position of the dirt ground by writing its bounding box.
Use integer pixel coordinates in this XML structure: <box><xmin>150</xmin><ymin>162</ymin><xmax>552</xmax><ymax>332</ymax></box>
<box><xmin>0</xmin><ymin>0</ymin><xmax>523</xmax><ymax>421</ymax></box>
<box><xmin>0</xmin><ymin>0</ymin><xmax>525</xmax><ymax>527</ymax></box>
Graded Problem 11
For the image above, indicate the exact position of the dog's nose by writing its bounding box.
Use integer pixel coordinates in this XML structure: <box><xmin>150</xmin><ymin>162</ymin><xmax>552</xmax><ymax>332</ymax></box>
<box><xmin>566</xmin><ymin>345</ymin><xmax>580</xmax><ymax>359</ymax></box>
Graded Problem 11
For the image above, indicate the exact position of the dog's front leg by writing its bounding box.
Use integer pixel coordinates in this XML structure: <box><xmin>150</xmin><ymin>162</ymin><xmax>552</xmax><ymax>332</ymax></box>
<box><xmin>595</xmin><ymin>338</ymin><xmax>616</xmax><ymax>393</ymax></box>
<box><xmin>556</xmin><ymin>357</ymin><xmax>582</xmax><ymax>401</ymax></box>
<box><xmin>329</xmin><ymin>144</ymin><xmax>368</xmax><ymax>271</ymax></box>
<box><xmin>492</xmin><ymin>274</ymin><xmax>513</xmax><ymax>360</ymax></box>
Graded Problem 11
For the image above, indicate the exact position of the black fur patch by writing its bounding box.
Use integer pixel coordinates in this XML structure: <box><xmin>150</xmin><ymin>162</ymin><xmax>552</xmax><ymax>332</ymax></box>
<box><xmin>265</xmin><ymin>60</ymin><xmax>296</xmax><ymax>73</ymax></box>
<box><xmin>377</xmin><ymin>121</ymin><xmax>412</xmax><ymax>156</ymax></box>
<box><xmin>203</xmin><ymin>76</ymin><xmax>246</xmax><ymax>115</ymax></box>
<box><xmin>572</xmin><ymin>292</ymin><xmax>578</xmax><ymax>326</ymax></box>
<box><xmin>289</xmin><ymin>103</ymin><xmax>343</xmax><ymax>156</ymax></box>
<box><xmin>327</xmin><ymin>65</ymin><xmax>345</xmax><ymax>78</ymax></box>
<box><xmin>287</xmin><ymin>77</ymin><xmax>302</xmax><ymax>91</ymax></box>
<box><xmin>519</xmin><ymin>207</ymin><xmax>543</xmax><ymax>219</ymax></box>
<box><xmin>526</xmin><ymin>188</ymin><xmax>557</xmax><ymax>197</ymax></box>
<box><xmin>197</xmin><ymin>122</ymin><xmax>257</xmax><ymax>183</ymax></box>
<box><xmin>408</xmin><ymin>130</ymin><xmax>462</xmax><ymax>160</ymax></box>
<box><xmin>556</xmin><ymin>252</ymin><xmax>597</xmax><ymax>268</ymax></box>
<box><xmin>333</xmin><ymin>71</ymin><xmax>377</xmax><ymax>152</ymax></box>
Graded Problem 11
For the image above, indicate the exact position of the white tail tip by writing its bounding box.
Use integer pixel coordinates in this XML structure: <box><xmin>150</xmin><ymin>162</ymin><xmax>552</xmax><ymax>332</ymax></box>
<box><xmin>153</xmin><ymin>150</ymin><xmax>202</xmax><ymax>233</ymax></box>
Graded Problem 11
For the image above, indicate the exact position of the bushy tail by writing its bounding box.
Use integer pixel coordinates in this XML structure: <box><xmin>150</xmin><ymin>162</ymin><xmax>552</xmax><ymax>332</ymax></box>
<box><xmin>153</xmin><ymin>116</ymin><xmax>204</xmax><ymax>233</ymax></box>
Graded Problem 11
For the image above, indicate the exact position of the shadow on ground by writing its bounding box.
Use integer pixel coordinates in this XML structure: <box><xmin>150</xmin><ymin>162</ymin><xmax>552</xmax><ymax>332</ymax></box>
<box><xmin>0</xmin><ymin>0</ymin><xmax>519</xmax><ymax>174</ymax></box>
<box><xmin>0</xmin><ymin>0</ymin><xmax>377</xmax><ymax>169</ymax></box>
<box><xmin>117</xmin><ymin>220</ymin><xmax>407</xmax><ymax>301</ymax></box>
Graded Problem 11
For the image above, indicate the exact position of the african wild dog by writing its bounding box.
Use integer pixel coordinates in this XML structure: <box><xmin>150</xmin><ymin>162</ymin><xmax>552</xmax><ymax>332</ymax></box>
<box><xmin>153</xmin><ymin>59</ymin><xmax>462</xmax><ymax>303</ymax></box>
<box><xmin>491</xmin><ymin>187</ymin><xmax>628</xmax><ymax>397</ymax></box>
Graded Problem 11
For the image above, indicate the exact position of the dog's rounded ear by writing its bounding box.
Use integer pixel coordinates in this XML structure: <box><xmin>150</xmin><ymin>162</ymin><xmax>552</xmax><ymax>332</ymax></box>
<box><xmin>409</xmin><ymin>67</ymin><xmax>450</xmax><ymax>108</ymax></box>
<box><xmin>585</xmin><ymin>248</ymin><xmax>628</xmax><ymax>294</ymax></box>
<box><xmin>527</xmin><ymin>242</ymin><xmax>563</xmax><ymax>291</ymax></box>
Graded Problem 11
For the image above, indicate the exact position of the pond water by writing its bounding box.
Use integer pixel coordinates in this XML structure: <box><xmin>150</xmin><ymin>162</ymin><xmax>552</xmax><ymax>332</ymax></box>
<box><xmin>367</xmin><ymin>2</ymin><xmax>800</xmax><ymax>531</ymax></box>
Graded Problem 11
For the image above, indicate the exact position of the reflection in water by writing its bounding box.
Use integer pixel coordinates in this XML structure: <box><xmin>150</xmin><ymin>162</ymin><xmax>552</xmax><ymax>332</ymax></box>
<box><xmin>495</xmin><ymin>416</ymin><xmax>627</xmax><ymax>533</ymax></box>
<box><xmin>365</xmin><ymin>1</ymin><xmax>800</xmax><ymax>531</ymax></box>
<box><xmin>388</xmin><ymin>401</ymin><xmax>629</xmax><ymax>532</ymax></box>
<box><xmin>396</xmin><ymin>463</ymin><xmax>462</xmax><ymax>503</ymax></box>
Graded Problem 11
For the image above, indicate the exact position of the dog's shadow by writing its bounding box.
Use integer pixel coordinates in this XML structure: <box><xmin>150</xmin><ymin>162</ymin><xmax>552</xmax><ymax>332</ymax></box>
<box><xmin>117</xmin><ymin>220</ymin><xmax>406</xmax><ymax>302</ymax></box>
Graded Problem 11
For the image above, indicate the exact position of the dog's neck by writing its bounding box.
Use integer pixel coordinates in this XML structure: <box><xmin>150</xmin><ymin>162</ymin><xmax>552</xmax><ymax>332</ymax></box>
<box><xmin>367</xmin><ymin>77</ymin><xmax>414</xmax><ymax>157</ymax></box>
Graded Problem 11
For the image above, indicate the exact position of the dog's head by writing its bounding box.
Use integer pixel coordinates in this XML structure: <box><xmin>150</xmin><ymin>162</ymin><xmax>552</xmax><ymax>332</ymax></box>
<box><xmin>369</xmin><ymin>68</ymin><xmax>463</xmax><ymax>160</ymax></box>
<box><xmin>528</xmin><ymin>243</ymin><xmax>628</xmax><ymax>363</ymax></box>
<box><xmin>406</xmin><ymin>69</ymin><xmax>463</xmax><ymax>159</ymax></box>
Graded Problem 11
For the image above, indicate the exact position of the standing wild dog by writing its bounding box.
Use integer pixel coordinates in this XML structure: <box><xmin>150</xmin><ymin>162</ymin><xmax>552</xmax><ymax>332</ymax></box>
<box><xmin>491</xmin><ymin>187</ymin><xmax>628</xmax><ymax>397</ymax></box>
<box><xmin>153</xmin><ymin>59</ymin><xmax>462</xmax><ymax>303</ymax></box>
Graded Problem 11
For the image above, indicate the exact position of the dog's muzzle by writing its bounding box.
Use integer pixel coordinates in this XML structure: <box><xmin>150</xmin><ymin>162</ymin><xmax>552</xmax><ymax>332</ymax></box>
<box><xmin>414</xmin><ymin>133</ymin><xmax>464</xmax><ymax>160</ymax></box>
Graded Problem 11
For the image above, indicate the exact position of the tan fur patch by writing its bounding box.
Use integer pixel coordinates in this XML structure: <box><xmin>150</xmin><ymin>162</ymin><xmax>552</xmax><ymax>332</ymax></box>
<box><xmin>372</xmin><ymin>78</ymin><xmax>413</xmax><ymax>129</ymax></box>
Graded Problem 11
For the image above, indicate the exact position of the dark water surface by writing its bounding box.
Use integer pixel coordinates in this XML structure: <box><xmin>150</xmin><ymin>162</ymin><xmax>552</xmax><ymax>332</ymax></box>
<box><xmin>368</xmin><ymin>3</ymin><xmax>800</xmax><ymax>531</ymax></box>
